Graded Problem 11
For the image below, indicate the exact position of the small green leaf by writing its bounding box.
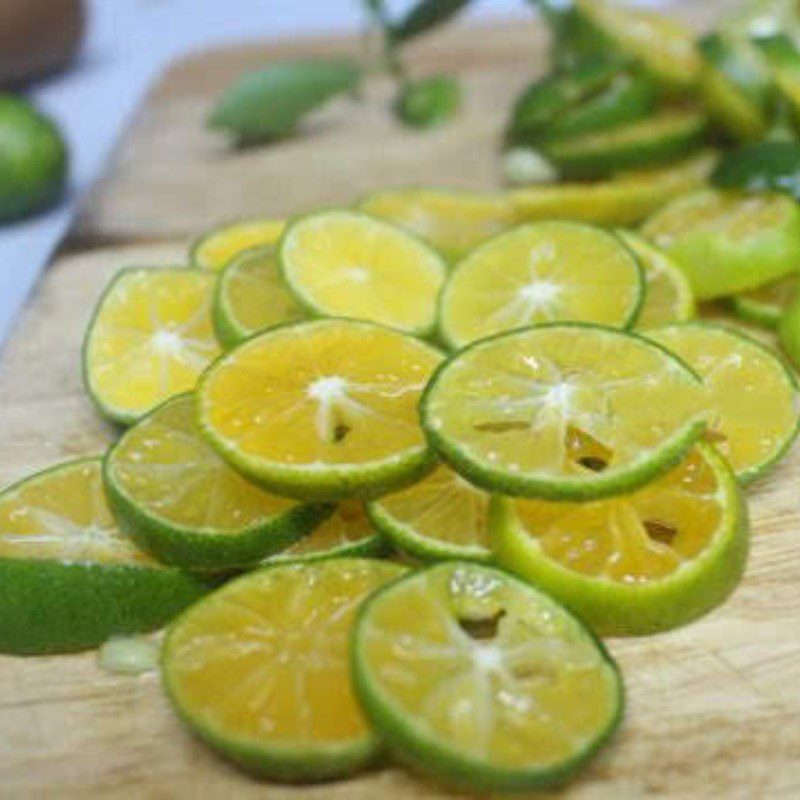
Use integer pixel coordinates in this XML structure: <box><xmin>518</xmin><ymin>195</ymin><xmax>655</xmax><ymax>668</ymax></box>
<box><xmin>392</xmin><ymin>0</ymin><xmax>472</xmax><ymax>43</ymax></box>
<box><xmin>208</xmin><ymin>59</ymin><xmax>361</xmax><ymax>144</ymax></box>
<box><xmin>712</xmin><ymin>141</ymin><xmax>800</xmax><ymax>200</ymax></box>
<box><xmin>395</xmin><ymin>76</ymin><xmax>461</xmax><ymax>128</ymax></box>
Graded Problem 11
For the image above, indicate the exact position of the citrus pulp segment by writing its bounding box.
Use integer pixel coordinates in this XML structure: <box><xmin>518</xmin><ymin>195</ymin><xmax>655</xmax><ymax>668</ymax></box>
<box><xmin>104</xmin><ymin>394</ymin><xmax>331</xmax><ymax>571</ymax></box>
<box><xmin>0</xmin><ymin>458</ymin><xmax>211</xmax><ymax>654</ymax></box>
<box><xmin>642</xmin><ymin>188</ymin><xmax>800</xmax><ymax>299</ymax></box>
<box><xmin>728</xmin><ymin>275</ymin><xmax>796</xmax><ymax>329</ymax></box>
<box><xmin>83</xmin><ymin>268</ymin><xmax>220</xmax><ymax>425</ymax></box>
<box><xmin>351</xmin><ymin>561</ymin><xmax>624</xmax><ymax>792</ymax></box>
<box><xmin>649</xmin><ymin>322</ymin><xmax>800</xmax><ymax>483</ymax></box>
<box><xmin>491</xmin><ymin>442</ymin><xmax>747</xmax><ymax>635</ymax></box>
<box><xmin>421</xmin><ymin>323</ymin><xmax>707</xmax><ymax>501</ymax></box>
<box><xmin>280</xmin><ymin>210</ymin><xmax>447</xmax><ymax>337</ymax></box>
<box><xmin>212</xmin><ymin>246</ymin><xmax>306</xmax><ymax>348</ymax></box>
<box><xmin>191</xmin><ymin>218</ymin><xmax>286</xmax><ymax>271</ymax></box>
<box><xmin>358</xmin><ymin>188</ymin><xmax>518</xmax><ymax>261</ymax></box>
<box><xmin>198</xmin><ymin>319</ymin><xmax>443</xmax><ymax>501</ymax></box>
<box><xmin>162</xmin><ymin>558</ymin><xmax>405</xmax><ymax>781</ymax></box>
<box><xmin>438</xmin><ymin>221</ymin><xmax>643</xmax><ymax>350</ymax></box>
<box><xmin>367</xmin><ymin>464</ymin><xmax>491</xmax><ymax>562</ymax></box>
<box><xmin>617</xmin><ymin>230</ymin><xmax>695</xmax><ymax>329</ymax></box>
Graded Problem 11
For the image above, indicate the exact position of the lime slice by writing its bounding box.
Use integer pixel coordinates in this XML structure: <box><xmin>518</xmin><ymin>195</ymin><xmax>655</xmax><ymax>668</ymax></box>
<box><xmin>280</xmin><ymin>210</ymin><xmax>447</xmax><ymax>337</ymax></box>
<box><xmin>352</xmin><ymin>561</ymin><xmax>624</xmax><ymax>792</ymax></box>
<box><xmin>491</xmin><ymin>442</ymin><xmax>748</xmax><ymax>636</ymax></box>
<box><xmin>698</xmin><ymin>33</ymin><xmax>771</xmax><ymax>142</ymax></box>
<box><xmin>191</xmin><ymin>218</ymin><xmax>286</xmax><ymax>271</ymax></box>
<box><xmin>268</xmin><ymin>501</ymin><xmax>386</xmax><ymax>562</ymax></box>
<box><xmin>642</xmin><ymin>188</ymin><xmax>800</xmax><ymax>299</ymax></box>
<box><xmin>574</xmin><ymin>0</ymin><xmax>701</xmax><ymax>89</ymax></box>
<box><xmin>509</xmin><ymin>150</ymin><xmax>716</xmax><ymax>226</ymax></box>
<box><xmin>541</xmin><ymin>109</ymin><xmax>707</xmax><ymax>179</ymax></box>
<box><xmin>83</xmin><ymin>268</ymin><xmax>221</xmax><ymax>425</ymax></box>
<box><xmin>649</xmin><ymin>322</ymin><xmax>800</xmax><ymax>483</ymax></box>
<box><xmin>358</xmin><ymin>188</ymin><xmax>518</xmax><ymax>261</ymax></box>
<box><xmin>104</xmin><ymin>394</ymin><xmax>331</xmax><ymax>571</ymax></box>
<box><xmin>162</xmin><ymin>558</ymin><xmax>405</xmax><ymax>781</ymax></box>
<box><xmin>0</xmin><ymin>458</ymin><xmax>211</xmax><ymax>654</ymax></box>
<box><xmin>438</xmin><ymin>222</ymin><xmax>643</xmax><ymax>350</ymax></box>
<box><xmin>617</xmin><ymin>230</ymin><xmax>695</xmax><ymax>329</ymax></box>
<box><xmin>212</xmin><ymin>246</ymin><xmax>305</xmax><ymax>348</ymax></box>
<box><xmin>729</xmin><ymin>275</ymin><xmax>796</xmax><ymax>329</ymax></box>
<box><xmin>367</xmin><ymin>464</ymin><xmax>491</xmax><ymax>562</ymax></box>
<box><xmin>779</xmin><ymin>289</ymin><xmax>800</xmax><ymax>367</ymax></box>
<box><xmin>421</xmin><ymin>323</ymin><xmax>707</xmax><ymax>501</ymax></box>
<box><xmin>198</xmin><ymin>319</ymin><xmax>443</xmax><ymax>501</ymax></box>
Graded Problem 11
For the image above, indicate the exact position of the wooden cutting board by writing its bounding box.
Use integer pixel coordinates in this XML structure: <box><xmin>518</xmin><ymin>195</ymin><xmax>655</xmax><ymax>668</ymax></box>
<box><xmin>6</xmin><ymin>2</ymin><xmax>800</xmax><ymax>796</ymax></box>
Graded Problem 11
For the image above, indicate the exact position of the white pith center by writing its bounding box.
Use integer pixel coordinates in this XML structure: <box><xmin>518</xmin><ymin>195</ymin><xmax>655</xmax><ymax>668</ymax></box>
<box><xmin>308</xmin><ymin>375</ymin><xmax>348</xmax><ymax>402</ymax></box>
<box><xmin>517</xmin><ymin>280</ymin><xmax>561</xmax><ymax>310</ymax></box>
<box><xmin>151</xmin><ymin>329</ymin><xmax>184</xmax><ymax>356</ymax></box>
<box><xmin>473</xmin><ymin>642</ymin><xmax>503</xmax><ymax>672</ymax></box>
<box><xmin>308</xmin><ymin>376</ymin><xmax>351</xmax><ymax>442</ymax></box>
<box><xmin>541</xmin><ymin>381</ymin><xmax>575</xmax><ymax>414</ymax></box>
<box><xmin>344</xmin><ymin>267</ymin><xmax>371</xmax><ymax>284</ymax></box>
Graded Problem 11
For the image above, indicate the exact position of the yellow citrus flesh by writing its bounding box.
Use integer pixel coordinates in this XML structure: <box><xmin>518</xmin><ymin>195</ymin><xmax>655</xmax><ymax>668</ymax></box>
<box><xmin>279</xmin><ymin>501</ymin><xmax>376</xmax><ymax>558</ymax></box>
<box><xmin>359</xmin><ymin>189</ymin><xmax>518</xmax><ymax>260</ymax></box>
<box><xmin>85</xmin><ymin>269</ymin><xmax>220</xmax><ymax>423</ymax></box>
<box><xmin>164</xmin><ymin>559</ymin><xmax>404</xmax><ymax>747</ymax></box>
<box><xmin>618</xmin><ymin>231</ymin><xmax>695</xmax><ymax>329</ymax></box>
<box><xmin>199</xmin><ymin>320</ymin><xmax>443</xmax><ymax>495</ymax></box>
<box><xmin>357</xmin><ymin>563</ymin><xmax>620</xmax><ymax>771</ymax></box>
<box><xmin>193</xmin><ymin>218</ymin><xmax>286</xmax><ymax>271</ymax></box>
<box><xmin>649</xmin><ymin>323</ymin><xmax>800</xmax><ymax>481</ymax></box>
<box><xmin>281</xmin><ymin>211</ymin><xmax>446</xmax><ymax>336</ymax></box>
<box><xmin>439</xmin><ymin>222</ymin><xmax>642</xmax><ymax>349</ymax></box>
<box><xmin>109</xmin><ymin>394</ymin><xmax>296</xmax><ymax>532</ymax></box>
<box><xmin>0</xmin><ymin>459</ymin><xmax>152</xmax><ymax>565</ymax></box>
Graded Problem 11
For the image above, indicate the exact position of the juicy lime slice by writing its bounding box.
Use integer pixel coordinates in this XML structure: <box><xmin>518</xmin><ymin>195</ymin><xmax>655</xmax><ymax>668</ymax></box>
<box><xmin>104</xmin><ymin>394</ymin><xmax>330</xmax><ymax>571</ymax></box>
<box><xmin>729</xmin><ymin>274</ymin><xmax>796</xmax><ymax>329</ymax></box>
<box><xmin>650</xmin><ymin>322</ymin><xmax>800</xmax><ymax>483</ymax></box>
<box><xmin>509</xmin><ymin>150</ymin><xmax>716</xmax><ymax>226</ymax></box>
<box><xmin>642</xmin><ymin>188</ymin><xmax>800</xmax><ymax>299</ymax></box>
<box><xmin>421</xmin><ymin>323</ymin><xmax>707</xmax><ymax>501</ymax></box>
<box><xmin>198</xmin><ymin>319</ymin><xmax>443</xmax><ymax>501</ymax></box>
<box><xmin>438</xmin><ymin>222</ymin><xmax>643</xmax><ymax>350</ymax></box>
<box><xmin>358</xmin><ymin>188</ymin><xmax>518</xmax><ymax>261</ymax></box>
<box><xmin>212</xmin><ymin>246</ymin><xmax>305</xmax><ymax>348</ymax></box>
<box><xmin>574</xmin><ymin>0</ymin><xmax>701</xmax><ymax>89</ymax></box>
<box><xmin>268</xmin><ymin>501</ymin><xmax>386</xmax><ymax>562</ymax></box>
<box><xmin>191</xmin><ymin>218</ymin><xmax>286</xmax><ymax>271</ymax></box>
<box><xmin>162</xmin><ymin>558</ymin><xmax>405</xmax><ymax>781</ymax></box>
<box><xmin>491</xmin><ymin>442</ymin><xmax>748</xmax><ymax>636</ymax></box>
<box><xmin>617</xmin><ymin>230</ymin><xmax>695</xmax><ymax>328</ymax></box>
<box><xmin>280</xmin><ymin>210</ymin><xmax>447</xmax><ymax>337</ymax></box>
<box><xmin>367</xmin><ymin>464</ymin><xmax>491</xmax><ymax>562</ymax></box>
<box><xmin>83</xmin><ymin>268</ymin><xmax>221</xmax><ymax>425</ymax></box>
<box><xmin>541</xmin><ymin>109</ymin><xmax>707</xmax><ymax>179</ymax></box>
<box><xmin>0</xmin><ymin>458</ymin><xmax>210</xmax><ymax>654</ymax></box>
<box><xmin>352</xmin><ymin>561</ymin><xmax>624</xmax><ymax>792</ymax></box>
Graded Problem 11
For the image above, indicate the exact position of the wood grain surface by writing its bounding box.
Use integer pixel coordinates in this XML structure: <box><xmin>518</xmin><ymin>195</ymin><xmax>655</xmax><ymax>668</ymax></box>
<box><xmin>5</xmin><ymin>2</ymin><xmax>800</xmax><ymax>796</ymax></box>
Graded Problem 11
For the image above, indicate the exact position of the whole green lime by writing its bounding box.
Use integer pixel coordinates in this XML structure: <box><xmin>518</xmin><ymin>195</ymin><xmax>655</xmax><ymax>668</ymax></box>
<box><xmin>0</xmin><ymin>94</ymin><xmax>67</xmax><ymax>222</ymax></box>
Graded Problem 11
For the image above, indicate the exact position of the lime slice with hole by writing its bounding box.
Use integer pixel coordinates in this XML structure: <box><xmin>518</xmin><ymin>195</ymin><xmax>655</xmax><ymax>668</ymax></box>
<box><xmin>280</xmin><ymin>210</ymin><xmax>447</xmax><ymax>337</ymax></box>
<box><xmin>212</xmin><ymin>246</ymin><xmax>305</xmax><ymax>348</ymax></box>
<box><xmin>351</xmin><ymin>561</ymin><xmax>624</xmax><ymax>792</ymax></box>
<box><xmin>104</xmin><ymin>393</ymin><xmax>331</xmax><ymax>571</ymax></box>
<box><xmin>728</xmin><ymin>274</ymin><xmax>796</xmax><ymax>329</ymax></box>
<box><xmin>421</xmin><ymin>323</ymin><xmax>707</xmax><ymax>501</ymax></box>
<box><xmin>162</xmin><ymin>558</ymin><xmax>405</xmax><ymax>781</ymax></box>
<box><xmin>367</xmin><ymin>464</ymin><xmax>491</xmax><ymax>563</ymax></box>
<box><xmin>83</xmin><ymin>268</ymin><xmax>221</xmax><ymax>425</ymax></box>
<box><xmin>491</xmin><ymin>442</ymin><xmax>748</xmax><ymax>635</ymax></box>
<box><xmin>0</xmin><ymin>458</ymin><xmax>211</xmax><ymax>654</ymax></box>
<box><xmin>649</xmin><ymin>321</ymin><xmax>800</xmax><ymax>483</ymax></box>
<box><xmin>438</xmin><ymin>221</ymin><xmax>643</xmax><ymax>350</ymax></box>
<box><xmin>642</xmin><ymin>188</ymin><xmax>800</xmax><ymax>299</ymax></box>
<box><xmin>198</xmin><ymin>319</ymin><xmax>443</xmax><ymax>501</ymax></box>
<box><xmin>191</xmin><ymin>218</ymin><xmax>286</xmax><ymax>271</ymax></box>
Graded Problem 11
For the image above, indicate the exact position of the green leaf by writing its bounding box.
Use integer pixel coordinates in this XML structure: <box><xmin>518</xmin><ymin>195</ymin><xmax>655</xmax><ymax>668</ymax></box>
<box><xmin>712</xmin><ymin>141</ymin><xmax>800</xmax><ymax>200</ymax></box>
<box><xmin>394</xmin><ymin>76</ymin><xmax>461</xmax><ymax>128</ymax></box>
<box><xmin>392</xmin><ymin>0</ymin><xmax>472</xmax><ymax>43</ymax></box>
<box><xmin>208</xmin><ymin>59</ymin><xmax>361</xmax><ymax>144</ymax></box>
